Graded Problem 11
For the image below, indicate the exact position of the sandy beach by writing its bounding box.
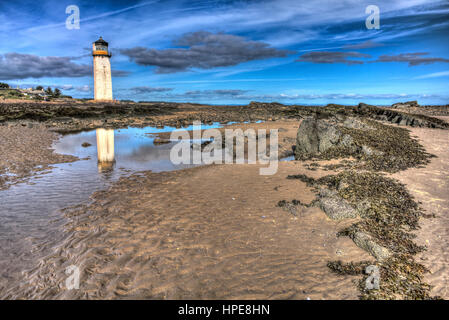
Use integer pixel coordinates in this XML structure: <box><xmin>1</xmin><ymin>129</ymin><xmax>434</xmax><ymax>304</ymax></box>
<box><xmin>391</xmin><ymin>117</ymin><xmax>449</xmax><ymax>298</ymax></box>
<box><xmin>2</xmin><ymin>0</ymin><xmax>449</xmax><ymax>305</ymax></box>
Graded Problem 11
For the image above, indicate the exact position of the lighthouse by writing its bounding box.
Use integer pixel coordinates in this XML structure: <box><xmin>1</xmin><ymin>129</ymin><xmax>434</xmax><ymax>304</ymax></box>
<box><xmin>92</xmin><ymin>37</ymin><xmax>113</xmax><ymax>101</ymax></box>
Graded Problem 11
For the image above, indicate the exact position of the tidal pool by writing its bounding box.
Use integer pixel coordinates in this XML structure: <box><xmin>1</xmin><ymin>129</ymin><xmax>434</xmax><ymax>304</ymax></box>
<box><xmin>0</xmin><ymin>123</ymin><xmax>224</xmax><ymax>294</ymax></box>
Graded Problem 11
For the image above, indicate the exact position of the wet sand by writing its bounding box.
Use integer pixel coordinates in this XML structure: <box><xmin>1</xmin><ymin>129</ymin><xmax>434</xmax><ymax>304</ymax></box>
<box><xmin>0</xmin><ymin>121</ymin><xmax>77</xmax><ymax>190</ymax></box>
<box><xmin>0</xmin><ymin>122</ymin><xmax>79</xmax><ymax>294</ymax></box>
<box><xmin>7</xmin><ymin>161</ymin><xmax>373</xmax><ymax>299</ymax></box>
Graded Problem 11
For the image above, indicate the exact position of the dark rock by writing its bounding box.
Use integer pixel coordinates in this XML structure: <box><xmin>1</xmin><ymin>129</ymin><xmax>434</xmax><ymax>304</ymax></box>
<box><xmin>295</xmin><ymin>118</ymin><xmax>339</xmax><ymax>157</ymax></box>
<box><xmin>356</xmin><ymin>103</ymin><xmax>448</xmax><ymax>129</ymax></box>
<box><xmin>391</xmin><ymin>101</ymin><xmax>419</xmax><ymax>109</ymax></box>
<box><xmin>317</xmin><ymin>188</ymin><xmax>358</xmax><ymax>220</ymax></box>
<box><xmin>295</xmin><ymin>117</ymin><xmax>357</xmax><ymax>160</ymax></box>
<box><xmin>81</xmin><ymin>142</ymin><xmax>92</xmax><ymax>148</ymax></box>
<box><xmin>277</xmin><ymin>200</ymin><xmax>299</xmax><ymax>216</ymax></box>
<box><xmin>350</xmin><ymin>231</ymin><xmax>392</xmax><ymax>261</ymax></box>
<box><xmin>342</xmin><ymin>117</ymin><xmax>371</xmax><ymax>130</ymax></box>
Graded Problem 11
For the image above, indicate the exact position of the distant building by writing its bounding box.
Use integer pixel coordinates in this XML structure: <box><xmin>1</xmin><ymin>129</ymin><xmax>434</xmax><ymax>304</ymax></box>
<box><xmin>19</xmin><ymin>88</ymin><xmax>47</xmax><ymax>98</ymax></box>
<box><xmin>92</xmin><ymin>37</ymin><xmax>113</xmax><ymax>101</ymax></box>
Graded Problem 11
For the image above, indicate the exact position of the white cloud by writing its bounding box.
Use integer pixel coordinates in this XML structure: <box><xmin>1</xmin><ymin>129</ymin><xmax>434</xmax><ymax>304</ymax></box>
<box><xmin>414</xmin><ymin>70</ymin><xmax>449</xmax><ymax>79</ymax></box>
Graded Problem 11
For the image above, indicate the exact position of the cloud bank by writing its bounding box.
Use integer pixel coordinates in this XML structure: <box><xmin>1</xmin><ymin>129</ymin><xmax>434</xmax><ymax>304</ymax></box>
<box><xmin>0</xmin><ymin>53</ymin><xmax>129</xmax><ymax>80</ymax></box>
<box><xmin>373</xmin><ymin>53</ymin><xmax>449</xmax><ymax>66</ymax></box>
<box><xmin>296</xmin><ymin>51</ymin><xmax>371</xmax><ymax>65</ymax></box>
<box><xmin>120</xmin><ymin>31</ymin><xmax>293</xmax><ymax>73</ymax></box>
<box><xmin>131</xmin><ymin>86</ymin><xmax>173</xmax><ymax>94</ymax></box>
<box><xmin>0</xmin><ymin>53</ymin><xmax>92</xmax><ymax>80</ymax></box>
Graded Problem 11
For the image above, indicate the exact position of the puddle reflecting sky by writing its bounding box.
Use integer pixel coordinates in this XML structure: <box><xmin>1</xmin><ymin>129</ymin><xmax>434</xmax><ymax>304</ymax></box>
<box><xmin>54</xmin><ymin>123</ymin><xmax>225</xmax><ymax>174</ymax></box>
<box><xmin>0</xmin><ymin>123</ymin><xmax>224</xmax><ymax>292</ymax></box>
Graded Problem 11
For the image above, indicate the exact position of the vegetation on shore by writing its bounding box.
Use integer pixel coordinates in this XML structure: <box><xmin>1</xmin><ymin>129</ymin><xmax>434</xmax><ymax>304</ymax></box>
<box><xmin>0</xmin><ymin>83</ymin><xmax>71</xmax><ymax>101</ymax></box>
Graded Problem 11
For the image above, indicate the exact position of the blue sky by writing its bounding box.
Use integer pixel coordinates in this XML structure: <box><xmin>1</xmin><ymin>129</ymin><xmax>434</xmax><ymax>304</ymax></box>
<box><xmin>0</xmin><ymin>0</ymin><xmax>448</xmax><ymax>105</ymax></box>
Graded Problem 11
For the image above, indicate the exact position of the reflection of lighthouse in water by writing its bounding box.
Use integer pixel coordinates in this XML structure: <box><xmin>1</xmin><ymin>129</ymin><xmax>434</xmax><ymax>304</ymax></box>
<box><xmin>96</xmin><ymin>128</ymin><xmax>115</xmax><ymax>172</ymax></box>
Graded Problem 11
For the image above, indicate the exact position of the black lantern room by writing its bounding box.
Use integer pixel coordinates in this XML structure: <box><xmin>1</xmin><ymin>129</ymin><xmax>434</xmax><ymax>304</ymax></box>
<box><xmin>92</xmin><ymin>37</ymin><xmax>111</xmax><ymax>57</ymax></box>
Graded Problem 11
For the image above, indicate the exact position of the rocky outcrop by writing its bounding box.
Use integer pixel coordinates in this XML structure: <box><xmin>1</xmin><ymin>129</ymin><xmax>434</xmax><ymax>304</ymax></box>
<box><xmin>391</xmin><ymin>101</ymin><xmax>419</xmax><ymax>109</ymax></box>
<box><xmin>295</xmin><ymin>117</ymin><xmax>357</xmax><ymax>160</ymax></box>
<box><xmin>356</xmin><ymin>103</ymin><xmax>449</xmax><ymax>129</ymax></box>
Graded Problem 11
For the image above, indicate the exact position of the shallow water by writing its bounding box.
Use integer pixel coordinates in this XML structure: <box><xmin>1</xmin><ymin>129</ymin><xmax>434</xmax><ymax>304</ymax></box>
<box><xmin>0</xmin><ymin>123</ymin><xmax>223</xmax><ymax>294</ymax></box>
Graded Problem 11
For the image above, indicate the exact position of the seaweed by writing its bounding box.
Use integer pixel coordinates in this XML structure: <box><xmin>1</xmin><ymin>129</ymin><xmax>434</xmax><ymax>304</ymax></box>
<box><xmin>328</xmin><ymin>256</ymin><xmax>439</xmax><ymax>300</ymax></box>
<box><xmin>339</xmin><ymin>119</ymin><xmax>435</xmax><ymax>172</ymax></box>
<box><xmin>299</xmin><ymin>170</ymin><xmax>437</xmax><ymax>299</ymax></box>
<box><xmin>327</xmin><ymin>260</ymin><xmax>372</xmax><ymax>276</ymax></box>
<box><xmin>295</xmin><ymin>118</ymin><xmax>435</xmax><ymax>173</ymax></box>
<box><xmin>286</xmin><ymin>174</ymin><xmax>316</xmax><ymax>186</ymax></box>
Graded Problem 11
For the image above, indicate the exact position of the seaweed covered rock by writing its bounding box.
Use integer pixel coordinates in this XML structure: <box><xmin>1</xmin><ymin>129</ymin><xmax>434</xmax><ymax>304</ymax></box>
<box><xmin>342</xmin><ymin>117</ymin><xmax>372</xmax><ymax>130</ymax></box>
<box><xmin>356</xmin><ymin>103</ymin><xmax>449</xmax><ymax>129</ymax></box>
<box><xmin>277</xmin><ymin>200</ymin><xmax>299</xmax><ymax>216</ymax></box>
<box><xmin>295</xmin><ymin>170</ymin><xmax>436</xmax><ymax>299</ymax></box>
<box><xmin>296</xmin><ymin>171</ymin><xmax>426</xmax><ymax>257</ymax></box>
<box><xmin>350</xmin><ymin>230</ymin><xmax>391</xmax><ymax>261</ymax></box>
<box><xmin>294</xmin><ymin>115</ymin><xmax>435</xmax><ymax>172</ymax></box>
<box><xmin>391</xmin><ymin>101</ymin><xmax>419</xmax><ymax>109</ymax></box>
<box><xmin>317</xmin><ymin>188</ymin><xmax>358</xmax><ymax>220</ymax></box>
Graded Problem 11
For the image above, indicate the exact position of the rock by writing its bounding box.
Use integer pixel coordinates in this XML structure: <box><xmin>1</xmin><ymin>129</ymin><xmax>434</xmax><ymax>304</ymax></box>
<box><xmin>295</xmin><ymin>117</ymin><xmax>358</xmax><ymax>160</ymax></box>
<box><xmin>81</xmin><ymin>142</ymin><xmax>92</xmax><ymax>148</ymax></box>
<box><xmin>295</xmin><ymin>118</ymin><xmax>320</xmax><ymax>157</ymax></box>
<box><xmin>342</xmin><ymin>117</ymin><xmax>372</xmax><ymax>130</ymax></box>
<box><xmin>277</xmin><ymin>199</ymin><xmax>310</xmax><ymax>216</ymax></box>
<box><xmin>350</xmin><ymin>231</ymin><xmax>392</xmax><ymax>261</ymax></box>
<box><xmin>54</xmin><ymin>116</ymin><xmax>73</xmax><ymax>123</ymax></box>
<box><xmin>361</xmin><ymin>145</ymin><xmax>383</xmax><ymax>157</ymax></box>
<box><xmin>358</xmin><ymin>102</ymin><xmax>376</xmax><ymax>111</ymax></box>
<box><xmin>355</xmin><ymin>103</ymin><xmax>448</xmax><ymax>129</ymax></box>
<box><xmin>281</xmin><ymin>202</ymin><xmax>299</xmax><ymax>216</ymax></box>
<box><xmin>319</xmin><ymin>124</ymin><xmax>341</xmax><ymax>151</ymax></box>
<box><xmin>392</xmin><ymin>115</ymin><xmax>401</xmax><ymax>123</ymax></box>
<box><xmin>391</xmin><ymin>101</ymin><xmax>419</xmax><ymax>109</ymax></box>
<box><xmin>295</xmin><ymin>118</ymin><xmax>338</xmax><ymax>157</ymax></box>
<box><xmin>317</xmin><ymin>188</ymin><xmax>358</xmax><ymax>220</ymax></box>
<box><xmin>355</xmin><ymin>199</ymin><xmax>372</xmax><ymax>216</ymax></box>
<box><xmin>340</xmin><ymin>134</ymin><xmax>356</xmax><ymax>150</ymax></box>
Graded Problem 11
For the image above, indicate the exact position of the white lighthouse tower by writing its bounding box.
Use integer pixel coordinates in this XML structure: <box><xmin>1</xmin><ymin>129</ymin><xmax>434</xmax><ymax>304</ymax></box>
<box><xmin>92</xmin><ymin>37</ymin><xmax>113</xmax><ymax>101</ymax></box>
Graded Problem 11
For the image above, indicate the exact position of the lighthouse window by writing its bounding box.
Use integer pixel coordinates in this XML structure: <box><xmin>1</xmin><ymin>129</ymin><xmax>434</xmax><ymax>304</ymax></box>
<box><xmin>96</xmin><ymin>45</ymin><xmax>107</xmax><ymax>51</ymax></box>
